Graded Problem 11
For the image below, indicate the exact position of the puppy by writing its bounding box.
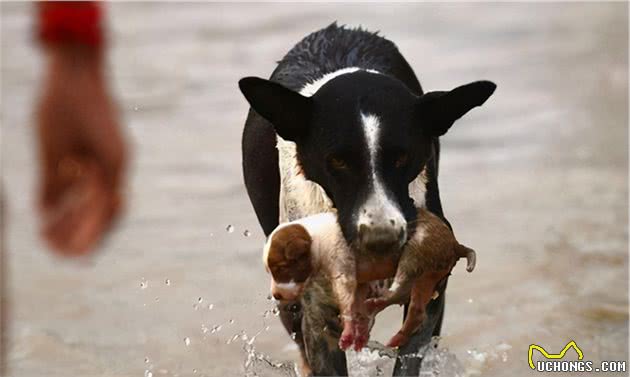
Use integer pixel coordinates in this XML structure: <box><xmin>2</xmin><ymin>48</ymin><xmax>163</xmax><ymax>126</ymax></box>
<box><xmin>262</xmin><ymin>208</ymin><xmax>475</xmax><ymax>350</ymax></box>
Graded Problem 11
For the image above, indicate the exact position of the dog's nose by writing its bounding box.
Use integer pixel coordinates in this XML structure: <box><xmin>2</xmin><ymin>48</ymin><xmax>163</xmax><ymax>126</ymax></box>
<box><xmin>357</xmin><ymin>219</ymin><xmax>406</xmax><ymax>252</ymax></box>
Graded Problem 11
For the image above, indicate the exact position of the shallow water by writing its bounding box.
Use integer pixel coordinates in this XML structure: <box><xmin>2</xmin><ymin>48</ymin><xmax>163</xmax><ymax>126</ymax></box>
<box><xmin>1</xmin><ymin>3</ymin><xmax>628</xmax><ymax>376</ymax></box>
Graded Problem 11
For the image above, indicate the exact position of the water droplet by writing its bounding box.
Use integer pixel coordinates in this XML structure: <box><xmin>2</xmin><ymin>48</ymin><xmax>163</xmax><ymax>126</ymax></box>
<box><xmin>290</xmin><ymin>332</ymin><xmax>296</xmax><ymax>340</ymax></box>
<box><xmin>144</xmin><ymin>371</ymin><xmax>153</xmax><ymax>377</ymax></box>
<box><xmin>134</xmin><ymin>106</ymin><xmax>139</xmax><ymax>111</ymax></box>
<box><xmin>207</xmin><ymin>303</ymin><xmax>214</xmax><ymax>310</ymax></box>
<box><xmin>467</xmin><ymin>298</ymin><xmax>474</xmax><ymax>303</ymax></box>
<box><xmin>266</xmin><ymin>294</ymin><xmax>272</xmax><ymax>301</ymax></box>
<box><xmin>272</xmin><ymin>307</ymin><xmax>280</xmax><ymax>316</ymax></box>
<box><xmin>376</xmin><ymin>366</ymin><xmax>384</xmax><ymax>376</ymax></box>
<box><xmin>226</xmin><ymin>224</ymin><xmax>234</xmax><ymax>233</ymax></box>
<box><xmin>211</xmin><ymin>325</ymin><xmax>222</xmax><ymax>333</ymax></box>
<box><xmin>192</xmin><ymin>369</ymin><xmax>197</xmax><ymax>374</ymax></box>
<box><xmin>192</xmin><ymin>304</ymin><xmax>199</xmax><ymax>311</ymax></box>
<box><xmin>165</xmin><ymin>279</ymin><xmax>171</xmax><ymax>286</ymax></box>
<box><xmin>140</xmin><ymin>279</ymin><xmax>148</xmax><ymax>289</ymax></box>
<box><xmin>144</xmin><ymin>357</ymin><xmax>150</xmax><ymax>364</ymax></box>
<box><xmin>197</xmin><ymin>297</ymin><xmax>203</xmax><ymax>304</ymax></box>
<box><xmin>154</xmin><ymin>297</ymin><xmax>160</xmax><ymax>302</ymax></box>
<box><xmin>229</xmin><ymin>319</ymin><xmax>235</xmax><ymax>324</ymax></box>
<box><xmin>201</xmin><ymin>324</ymin><xmax>209</xmax><ymax>334</ymax></box>
<box><xmin>243</xmin><ymin>230</ymin><xmax>251</xmax><ymax>237</ymax></box>
<box><xmin>264</xmin><ymin>325</ymin><xmax>270</xmax><ymax>332</ymax></box>
<box><xmin>184</xmin><ymin>337</ymin><xmax>191</xmax><ymax>346</ymax></box>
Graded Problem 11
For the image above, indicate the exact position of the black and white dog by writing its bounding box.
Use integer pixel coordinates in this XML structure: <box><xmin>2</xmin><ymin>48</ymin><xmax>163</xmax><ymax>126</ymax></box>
<box><xmin>239</xmin><ymin>23</ymin><xmax>495</xmax><ymax>376</ymax></box>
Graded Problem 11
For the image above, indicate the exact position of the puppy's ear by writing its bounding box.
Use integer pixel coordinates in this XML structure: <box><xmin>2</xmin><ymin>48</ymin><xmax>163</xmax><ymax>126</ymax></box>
<box><xmin>267</xmin><ymin>224</ymin><xmax>313</xmax><ymax>283</ymax></box>
<box><xmin>239</xmin><ymin>77</ymin><xmax>313</xmax><ymax>141</ymax></box>
<box><xmin>417</xmin><ymin>81</ymin><xmax>496</xmax><ymax>137</ymax></box>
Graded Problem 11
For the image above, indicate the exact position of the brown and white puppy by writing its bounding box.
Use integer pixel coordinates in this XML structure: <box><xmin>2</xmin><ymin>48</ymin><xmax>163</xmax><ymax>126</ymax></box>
<box><xmin>363</xmin><ymin>207</ymin><xmax>475</xmax><ymax>347</ymax></box>
<box><xmin>263</xmin><ymin>208</ymin><xmax>476</xmax><ymax>351</ymax></box>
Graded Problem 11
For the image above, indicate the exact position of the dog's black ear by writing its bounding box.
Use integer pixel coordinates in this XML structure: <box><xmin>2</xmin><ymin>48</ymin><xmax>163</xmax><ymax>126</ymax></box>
<box><xmin>417</xmin><ymin>81</ymin><xmax>496</xmax><ymax>137</ymax></box>
<box><xmin>239</xmin><ymin>77</ymin><xmax>313</xmax><ymax>141</ymax></box>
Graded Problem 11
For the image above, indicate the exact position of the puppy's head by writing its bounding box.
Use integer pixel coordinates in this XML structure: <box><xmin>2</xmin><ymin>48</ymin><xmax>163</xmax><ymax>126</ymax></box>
<box><xmin>263</xmin><ymin>223</ymin><xmax>313</xmax><ymax>301</ymax></box>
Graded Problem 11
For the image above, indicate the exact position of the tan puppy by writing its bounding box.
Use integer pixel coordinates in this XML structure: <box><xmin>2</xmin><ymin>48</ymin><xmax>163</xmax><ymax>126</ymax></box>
<box><xmin>262</xmin><ymin>208</ymin><xmax>475</xmax><ymax>350</ymax></box>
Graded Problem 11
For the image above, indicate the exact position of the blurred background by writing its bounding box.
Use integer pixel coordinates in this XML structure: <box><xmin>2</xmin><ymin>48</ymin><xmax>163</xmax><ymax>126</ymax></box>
<box><xmin>1</xmin><ymin>2</ymin><xmax>628</xmax><ymax>377</ymax></box>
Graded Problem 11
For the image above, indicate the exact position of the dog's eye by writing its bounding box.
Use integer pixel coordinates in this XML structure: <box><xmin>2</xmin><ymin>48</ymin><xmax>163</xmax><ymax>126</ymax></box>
<box><xmin>395</xmin><ymin>153</ymin><xmax>409</xmax><ymax>168</ymax></box>
<box><xmin>329</xmin><ymin>157</ymin><xmax>348</xmax><ymax>171</ymax></box>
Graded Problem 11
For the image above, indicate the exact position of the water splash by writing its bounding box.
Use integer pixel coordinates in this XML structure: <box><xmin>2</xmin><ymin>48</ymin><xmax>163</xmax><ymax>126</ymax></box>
<box><xmin>418</xmin><ymin>338</ymin><xmax>466</xmax><ymax>377</ymax></box>
<box><xmin>465</xmin><ymin>342</ymin><xmax>513</xmax><ymax>375</ymax></box>
<box><xmin>346</xmin><ymin>342</ymin><xmax>396</xmax><ymax>377</ymax></box>
<box><xmin>241</xmin><ymin>330</ymin><xmax>298</xmax><ymax>377</ymax></box>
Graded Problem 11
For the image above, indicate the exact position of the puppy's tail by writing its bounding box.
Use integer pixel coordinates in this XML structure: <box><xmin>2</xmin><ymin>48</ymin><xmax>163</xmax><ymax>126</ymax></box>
<box><xmin>455</xmin><ymin>244</ymin><xmax>476</xmax><ymax>272</ymax></box>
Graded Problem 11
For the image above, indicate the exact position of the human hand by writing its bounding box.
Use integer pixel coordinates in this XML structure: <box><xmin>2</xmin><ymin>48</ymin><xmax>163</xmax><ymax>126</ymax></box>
<box><xmin>36</xmin><ymin>46</ymin><xmax>127</xmax><ymax>256</ymax></box>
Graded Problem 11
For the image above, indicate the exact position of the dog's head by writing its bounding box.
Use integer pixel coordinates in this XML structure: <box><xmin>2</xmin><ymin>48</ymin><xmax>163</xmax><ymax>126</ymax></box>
<box><xmin>241</xmin><ymin>71</ymin><xmax>495</xmax><ymax>252</ymax></box>
<box><xmin>263</xmin><ymin>223</ymin><xmax>313</xmax><ymax>301</ymax></box>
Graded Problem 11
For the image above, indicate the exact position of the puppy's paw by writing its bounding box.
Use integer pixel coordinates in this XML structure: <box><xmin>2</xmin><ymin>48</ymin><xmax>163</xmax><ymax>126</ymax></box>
<box><xmin>364</xmin><ymin>297</ymin><xmax>389</xmax><ymax>314</ymax></box>
<box><xmin>352</xmin><ymin>318</ymin><xmax>371</xmax><ymax>351</ymax></box>
<box><xmin>386</xmin><ymin>331</ymin><xmax>409</xmax><ymax>348</ymax></box>
<box><xmin>339</xmin><ymin>319</ymin><xmax>355</xmax><ymax>350</ymax></box>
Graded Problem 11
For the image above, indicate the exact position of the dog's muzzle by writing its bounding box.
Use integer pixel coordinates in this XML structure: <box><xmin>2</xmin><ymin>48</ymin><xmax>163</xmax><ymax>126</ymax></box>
<box><xmin>356</xmin><ymin>201</ymin><xmax>407</xmax><ymax>252</ymax></box>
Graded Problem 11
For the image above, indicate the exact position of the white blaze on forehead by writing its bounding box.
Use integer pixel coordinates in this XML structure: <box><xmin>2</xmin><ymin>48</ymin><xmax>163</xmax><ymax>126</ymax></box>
<box><xmin>361</xmin><ymin>113</ymin><xmax>380</xmax><ymax>168</ymax></box>
<box><xmin>358</xmin><ymin>113</ymin><xmax>405</xmax><ymax>227</ymax></box>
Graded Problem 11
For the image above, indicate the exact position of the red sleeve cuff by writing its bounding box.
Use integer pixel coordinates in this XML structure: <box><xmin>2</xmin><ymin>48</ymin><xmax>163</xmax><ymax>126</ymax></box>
<box><xmin>37</xmin><ymin>1</ymin><xmax>105</xmax><ymax>47</ymax></box>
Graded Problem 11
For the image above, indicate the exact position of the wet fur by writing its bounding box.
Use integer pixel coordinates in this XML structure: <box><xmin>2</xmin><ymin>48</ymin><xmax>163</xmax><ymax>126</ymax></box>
<box><xmin>264</xmin><ymin>209</ymin><xmax>475</xmax><ymax>352</ymax></box>
<box><xmin>241</xmin><ymin>22</ymin><xmax>493</xmax><ymax>376</ymax></box>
